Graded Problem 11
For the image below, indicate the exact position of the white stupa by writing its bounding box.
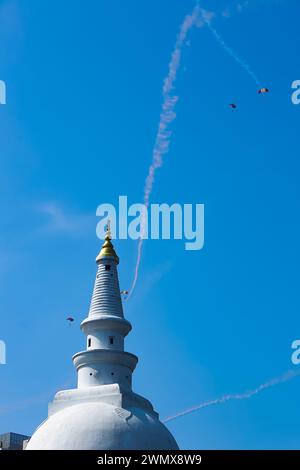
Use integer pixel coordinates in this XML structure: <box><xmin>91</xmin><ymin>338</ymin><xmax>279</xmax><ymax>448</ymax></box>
<box><xmin>27</xmin><ymin>232</ymin><xmax>178</xmax><ymax>450</ymax></box>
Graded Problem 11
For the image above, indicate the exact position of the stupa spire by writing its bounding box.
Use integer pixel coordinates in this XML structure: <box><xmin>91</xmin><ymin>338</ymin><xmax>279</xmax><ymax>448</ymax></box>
<box><xmin>73</xmin><ymin>233</ymin><xmax>135</xmax><ymax>389</ymax></box>
<box><xmin>89</xmin><ymin>225</ymin><xmax>123</xmax><ymax>319</ymax></box>
<box><xmin>27</xmin><ymin>235</ymin><xmax>179</xmax><ymax>450</ymax></box>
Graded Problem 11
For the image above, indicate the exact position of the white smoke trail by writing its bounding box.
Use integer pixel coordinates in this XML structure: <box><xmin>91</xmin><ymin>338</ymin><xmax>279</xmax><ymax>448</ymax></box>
<box><xmin>199</xmin><ymin>4</ymin><xmax>261</xmax><ymax>86</ymax></box>
<box><xmin>127</xmin><ymin>5</ymin><xmax>200</xmax><ymax>299</ymax></box>
<box><xmin>206</xmin><ymin>21</ymin><xmax>261</xmax><ymax>86</ymax></box>
<box><xmin>163</xmin><ymin>369</ymin><xmax>300</xmax><ymax>423</ymax></box>
<box><xmin>128</xmin><ymin>2</ymin><xmax>261</xmax><ymax>299</ymax></box>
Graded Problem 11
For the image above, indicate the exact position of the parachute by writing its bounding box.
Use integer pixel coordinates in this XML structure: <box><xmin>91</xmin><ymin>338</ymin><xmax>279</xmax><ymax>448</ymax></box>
<box><xmin>258</xmin><ymin>87</ymin><xmax>269</xmax><ymax>94</ymax></box>
<box><xmin>66</xmin><ymin>316</ymin><xmax>75</xmax><ymax>325</ymax></box>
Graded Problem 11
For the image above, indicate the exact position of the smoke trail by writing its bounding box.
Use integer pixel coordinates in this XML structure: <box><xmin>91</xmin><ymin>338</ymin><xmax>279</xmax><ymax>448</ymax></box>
<box><xmin>163</xmin><ymin>369</ymin><xmax>300</xmax><ymax>423</ymax></box>
<box><xmin>206</xmin><ymin>22</ymin><xmax>261</xmax><ymax>86</ymax></box>
<box><xmin>199</xmin><ymin>5</ymin><xmax>261</xmax><ymax>86</ymax></box>
<box><xmin>127</xmin><ymin>5</ymin><xmax>200</xmax><ymax>299</ymax></box>
<box><xmin>128</xmin><ymin>2</ymin><xmax>261</xmax><ymax>299</ymax></box>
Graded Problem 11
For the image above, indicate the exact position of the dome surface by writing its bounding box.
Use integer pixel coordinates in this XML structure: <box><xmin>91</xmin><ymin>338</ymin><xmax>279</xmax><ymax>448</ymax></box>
<box><xmin>27</xmin><ymin>402</ymin><xmax>178</xmax><ymax>450</ymax></box>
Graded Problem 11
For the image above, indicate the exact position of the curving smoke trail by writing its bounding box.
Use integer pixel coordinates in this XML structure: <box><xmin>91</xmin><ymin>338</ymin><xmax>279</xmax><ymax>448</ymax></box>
<box><xmin>163</xmin><ymin>369</ymin><xmax>300</xmax><ymax>423</ymax></box>
<box><xmin>128</xmin><ymin>2</ymin><xmax>262</xmax><ymax>299</ymax></box>
<box><xmin>198</xmin><ymin>3</ymin><xmax>261</xmax><ymax>86</ymax></box>
<box><xmin>127</xmin><ymin>4</ymin><xmax>201</xmax><ymax>299</ymax></box>
<box><xmin>205</xmin><ymin>21</ymin><xmax>261</xmax><ymax>87</ymax></box>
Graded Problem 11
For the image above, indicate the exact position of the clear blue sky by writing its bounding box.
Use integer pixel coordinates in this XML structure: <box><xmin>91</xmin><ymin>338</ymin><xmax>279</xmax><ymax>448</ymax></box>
<box><xmin>1</xmin><ymin>0</ymin><xmax>300</xmax><ymax>449</ymax></box>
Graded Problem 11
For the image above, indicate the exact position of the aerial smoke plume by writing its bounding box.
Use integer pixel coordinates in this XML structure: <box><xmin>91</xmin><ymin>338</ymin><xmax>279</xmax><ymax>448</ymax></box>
<box><xmin>203</xmin><ymin>14</ymin><xmax>261</xmax><ymax>86</ymax></box>
<box><xmin>128</xmin><ymin>2</ymin><xmax>261</xmax><ymax>298</ymax></box>
<box><xmin>163</xmin><ymin>369</ymin><xmax>300</xmax><ymax>423</ymax></box>
<box><xmin>196</xmin><ymin>2</ymin><xmax>260</xmax><ymax>86</ymax></box>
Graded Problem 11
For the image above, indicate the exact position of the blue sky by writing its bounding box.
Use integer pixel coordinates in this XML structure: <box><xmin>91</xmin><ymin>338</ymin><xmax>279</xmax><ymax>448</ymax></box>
<box><xmin>0</xmin><ymin>0</ymin><xmax>300</xmax><ymax>449</ymax></box>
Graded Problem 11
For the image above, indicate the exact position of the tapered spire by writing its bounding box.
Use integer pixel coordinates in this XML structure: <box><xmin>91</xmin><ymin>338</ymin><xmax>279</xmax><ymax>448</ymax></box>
<box><xmin>27</xmin><ymin>233</ymin><xmax>179</xmax><ymax>450</ymax></box>
<box><xmin>89</xmin><ymin>231</ymin><xmax>123</xmax><ymax>319</ymax></box>
<box><xmin>74</xmin><ymin>234</ymin><xmax>134</xmax><ymax>389</ymax></box>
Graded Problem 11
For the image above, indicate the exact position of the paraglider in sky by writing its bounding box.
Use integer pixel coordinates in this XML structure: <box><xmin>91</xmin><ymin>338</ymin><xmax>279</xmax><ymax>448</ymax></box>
<box><xmin>120</xmin><ymin>290</ymin><xmax>128</xmax><ymax>301</ymax></box>
<box><xmin>258</xmin><ymin>87</ymin><xmax>269</xmax><ymax>94</ymax></box>
<box><xmin>66</xmin><ymin>316</ymin><xmax>74</xmax><ymax>326</ymax></box>
<box><xmin>229</xmin><ymin>103</ymin><xmax>237</xmax><ymax>109</ymax></box>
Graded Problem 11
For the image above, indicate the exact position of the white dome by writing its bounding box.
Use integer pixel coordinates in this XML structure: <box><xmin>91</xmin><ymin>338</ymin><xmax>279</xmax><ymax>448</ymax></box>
<box><xmin>27</xmin><ymin>402</ymin><xmax>178</xmax><ymax>450</ymax></box>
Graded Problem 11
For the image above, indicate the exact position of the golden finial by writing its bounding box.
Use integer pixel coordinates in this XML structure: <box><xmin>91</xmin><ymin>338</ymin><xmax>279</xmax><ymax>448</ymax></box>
<box><xmin>96</xmin><ymin>219</ymin><xmax>119</xmax><ymax>264</ymax></box>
